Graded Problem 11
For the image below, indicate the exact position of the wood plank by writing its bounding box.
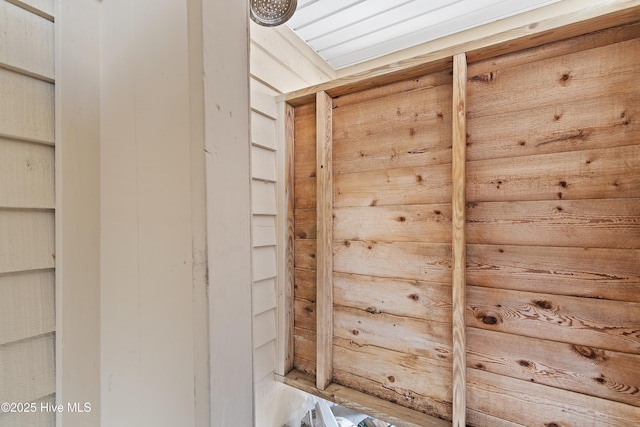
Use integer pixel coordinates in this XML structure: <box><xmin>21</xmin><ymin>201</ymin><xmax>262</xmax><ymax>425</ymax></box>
<box><xmin>0</xmin><ymin>334</ymin><xmax>55</xmax><ymax>402</ymax></box>
<box><xmin>294</xmin><ymin>239</ymin><xmax>316</xmax><ymax>270</ymax></box>
<box><xmin>467</xmin><ymin>368</ymin><xmax>640</xmax><ymax>426</ymax></box>
<box><xmin>294</xmin><ymin>298</ymin><xmax>316</xmax><ymax>331</ymax></box>
<box><xmin>467</xmin><ymin>286</ymin><xmax>640</xmax><ymax>355</ymax></box>
<box><xmin>334</xmin><ymin>164</ymin><xmax>451</xmax><ymax>208</ymax></box>
<box><xmin>283</xmin><ymin>101</ymin><xmax>296</xmax><ymax>374</ymax></box>
<box><xmin>283</xmin><ymin>369</ymin><xmax>450</xmax><ymax>427</ymax></box>
<box><xmin>333</xmin><ymin>84</ymin><xmax>452</xmax><ymax>175</ymax></box>
<box><xmin>0</xmin><ymin>0</ymin><xmax>54</xmax><ymax>80</ymax></box>
<box><xmin>294</xmin><ymin>208</ymin><xmax>316</xmax><ymax>240</ymax></box>
<box><xmin>467</xmin><ymin>145</ymin><xmax>640</xmax><ymax>202</ymax></box>
<box><xmin>0</xmin><ymin>270</ymin><xmax>54</xmax><ymax>346</ymax></box>
<box><xmin>451</xmin><ymin>52</ymin><xmax>467</xmax><ymax>427</ymax></box>
<box><xmin>467</xmin><ymin>244</ymin><xmax>640</xmax><ymax>302</ymax></box>
<box><xmin>467</xmin><ymin>20</ymin><xmax>640</xmax><ymax>78</ymax></box>
<box><xmin>333</xmin><ymin>338</ymin><xmax>452</xmax><ymax>420</ymax></box>
<box><xmin>467</xmin><ymin>92</ymin><xmax>640</xmax><ymax>162</ymax></box>
<box><xmin>334</xmin><ymin>272</ymin><xmax>452</xmax><ymax>323</ymax></box>
<box><xmin>467</xmin><ymin>328</ymin><xmax>640</xmax><ymax>407</ymax></box>
<box><xmin>294</xmin><ymin>327</ymin><xmax>317</xmax><ymax>362</ymax></box>
<box><xmin>333</xmin><ymin>204</ymin><xmax>451</xmax><ymax>243</ymax></box>
<box><xmin>316</xmin><ymin>91</ymin><xmax>333</xmax><ymax>390</ymax></box>
<box><xmin>294</xmin><ymin>102</ymin><xmax>316</xmax><ymax>147</ymax></box>
<box><xmin>466</xmin><ymin>199</ymin><xmax>640</xmax><ymax>249</ymax></box>
<box><xmin>334</xmin><ymin>240</ymin><xmax>451</xmax><ymax>283</ymax></box>
<box><xmin>467</xmin><ymin>38</ymin><xmax>640</xmax><ymax>119</ymax></box>
<box><xmin>332</xmin><ymin>68</ymin><xmax>452</xmax><ymax>109</ymax></box>
<box><xmin>294</xmin><ymin>141</ymin><xmax>316</xmax><ymax>178</ymax></box>
<box><xmin>0</xmin><ymin>138</ymin><xmax>54</xmax><ymax>209</ymax></box>
<box><xmin>294</xmin><ymin>176</ymin><xmax>316</xmax><ymax>209</ymax></box>
<box><xmin>0</xmin><ymin>210</ymin><xmax>54</xmax><ymax>274</ymax></box>
<box><xmin>294</xmin><ymin>267</ymin><xmax>316</xmax><ymax>302</ymax></box>
<box><xmin>0</xmin><ymin>68</ymin><xmax>54</xmax><ymax>143</ymax></box>
<box><xmin>334</xmin><ymin>305</ymin><xmax>451</xmax><ymax>363</ymax></box>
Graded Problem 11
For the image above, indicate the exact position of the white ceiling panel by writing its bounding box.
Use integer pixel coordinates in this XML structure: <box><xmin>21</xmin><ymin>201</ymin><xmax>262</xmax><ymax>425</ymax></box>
<box><xmin>286</xmin><ymin>0</ymin><xmax>562</xmax><ymax>69</ymax></box>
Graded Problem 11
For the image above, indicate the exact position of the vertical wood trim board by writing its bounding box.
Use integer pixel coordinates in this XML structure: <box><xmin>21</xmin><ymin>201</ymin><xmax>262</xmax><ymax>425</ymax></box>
<box><xmin>451</xmin><ymin>52</ymin><xmax>468</xmax><ymax>427</ymax></box>
<box><xmin>283</xmin><ymin>102</ymin><xmax>296</xmax><ymax>374</ymax></box>
<box><xmin>315</xmin><ymin>91</ymin><xmax>333</xmax><ymax>390</ymax></box>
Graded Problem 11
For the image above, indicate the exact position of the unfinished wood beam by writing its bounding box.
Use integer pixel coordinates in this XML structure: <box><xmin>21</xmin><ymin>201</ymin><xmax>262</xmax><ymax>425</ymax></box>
<box><xmin>278</xmin><ymin>101</ymin><xmax>296</xmax><ymax>375</ymax></box>
<box><xmin>316</xmin><ymin>91</ymin><xmax>333</xmax><ymax>390</ymax></box>
<box><xmin>451</xmin><ymin>52</ymin><xmax>467</xmax><ymax>427</ymax></box>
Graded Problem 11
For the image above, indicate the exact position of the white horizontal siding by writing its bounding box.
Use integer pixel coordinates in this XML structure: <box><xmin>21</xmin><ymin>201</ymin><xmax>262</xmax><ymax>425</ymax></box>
<box><xmin>253</xmin><ymin>278</ymin><xmax>277</xmax><ymax>316</ymax></box>
<box><xmin>0</xmin><ymin>1</ymin><xmax>54</xmax><ymax>80</ymax></box>
<box><xmin>0</xmin><ymin>68</ymin><xmax>54</xmax><ymax>143</ymax></box>
<box><xmin>0</xmin><ymin>210</ymin><xmax>54</xmax><ymax>274</ymax></box>
<box><xmin>252</xmin><ymin>145</ymin><xmax>277</xmax><ymax>183</ymax></box>
<box><xmin>0</xmin><ymin>270</ymin><xmax>55</xmax><ymax>346</ymax></box>
<box><xmin>253</xmin><ymin>215</ymin><xmax>276</xmax><ymax>248</ymax></box>
<box><xmin>0</xmin><ymin>138</ymin><xmax>55</xmax><ymax>209</ymax></box>
<box><xmin>0</xmin><ymin>334</ymin><xmax>55</xmax><ymax>403</ymax></box>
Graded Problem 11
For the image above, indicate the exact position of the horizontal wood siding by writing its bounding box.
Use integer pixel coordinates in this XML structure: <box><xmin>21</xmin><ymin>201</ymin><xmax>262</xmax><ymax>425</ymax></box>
<box><xmin>0</xmin><ymin>4</ymin><xmax>55</xmax><ymax>425</ymax></box>
<box><xmin>330</xmin><ymin>69</ymin><xmax>454</xmax><ymax>419</ymax></box>
<box><xmin>465</xmin><ymin>23</ymin><xmax>640</xmax><ymax>423</ymax></box>
<box><xmin>292</xmin><ymin>101</ymin><xmax>317</xmax><ymax>376</ymax></box>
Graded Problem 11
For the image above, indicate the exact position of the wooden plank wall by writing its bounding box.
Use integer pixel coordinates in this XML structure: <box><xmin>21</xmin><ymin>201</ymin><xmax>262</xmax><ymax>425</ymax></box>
<box><xmin>464</xmin><ymin>22</ymin><xmax>640</xmax><ymax>426</ymax></box>
<box><xmin>0</xmin><ymin>0</ymin><xmax>56</xmax><ymax>426</ymax></box>
<box><xmin>289</xmin><ymin>19</ymin><xmax>640</xmax><ymax>427</ymax></box>
<box><xmin>292</xmin><ymin>69</ymin><xmax>456</xmax><ymax>419</ymax></box>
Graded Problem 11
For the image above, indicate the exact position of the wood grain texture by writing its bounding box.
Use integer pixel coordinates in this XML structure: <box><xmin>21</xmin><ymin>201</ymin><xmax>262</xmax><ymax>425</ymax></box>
<box><xmin>332</xmin><ymin>84</ymin><xmax>452</xmax><ymax>175</ymax></box>
<box><xmin>333</xmin><ymin>338</ymin><xmax>452</xmax><ymax>420</ymax></box>
<box><xmin>466</xmin><ymin>145</ymin><xmax>640</xmax><ymax>203</ymax></box>
<box><xmin>467</xmin><ymin>244</ymin><xmax>640</xmax><ymax>302</ymax></box>
<box><xmin>467</xmin><ymin>368</ymin><xmax>640</xmax><ymax>426</ymax></box>
<box><xmin>333</xmin><ymin>204</ymin><xmax>451</xmax><ymax>243</ymax></box>
<box><xmin>467</xmin><ymin>38</ymin><xmax>640</xmax><ymax>119</ymax></box>
<box><xmin>0</xmin><ymin>138</ymin><xmax>54</xmax><ymax>209</ymax></box>
<box><xmin>466</xmin><ymin>199</ymin><xmax>640</xmax><ymax>249</ymax></box>
<box><xmin>0</xmin><ymin>209</ymin><xmax>54</xmax><ymax>274</ymax></box>
<box><xmin>467</xmin><ymin>327</ymin><xmax>640</xmax><ymax>407</ymax></box>
<box><xmin>333</xmin><ymin>240</ymin><xmax>451</xmax><ymax>283</ymax></box>
<box><xmin>467</xmin><ymin>286</ymin><xmax>640</xmax><ymax>355</ymax></box>
<box><xmin>333</xmin><ymin>272</ymin><xmax>452</xmax><ymax>323</ymax></box>
<box><xmin>334</xmin><ymin>306</ymin><xmax>451</xmax><ymax>363</ymax></box>
<box><xmin>466</xmin><ymin>92</ymin><xmax>639</xmax><ymax>162</ymax></box>
<box><xmin>315</xmin><ymin>91</ymin><xmax>333</xmax><ymax>390</ymax></box>
<box><xmin>283</xmin><ymin>102</ymin><xmax>296</xmax><ymax>374</ymax></box>
<box><xmin>0</xmin><ymin>270</ymin><xmax>54</xmax><ymax>346</ymax></box>
<box><xmin>334</xmin><ymin>164</ymin><xmax>451</xmax><ymax>208</ymax></box>
<box><xmin>451</xmin><ymin>52</ymin><xmax>467</xmax><ymax>427</ymax></box>
<box><xmin>282</xmin><ymin>369</ymin><xmax>450</xmax><ymax>427</ymax></box>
